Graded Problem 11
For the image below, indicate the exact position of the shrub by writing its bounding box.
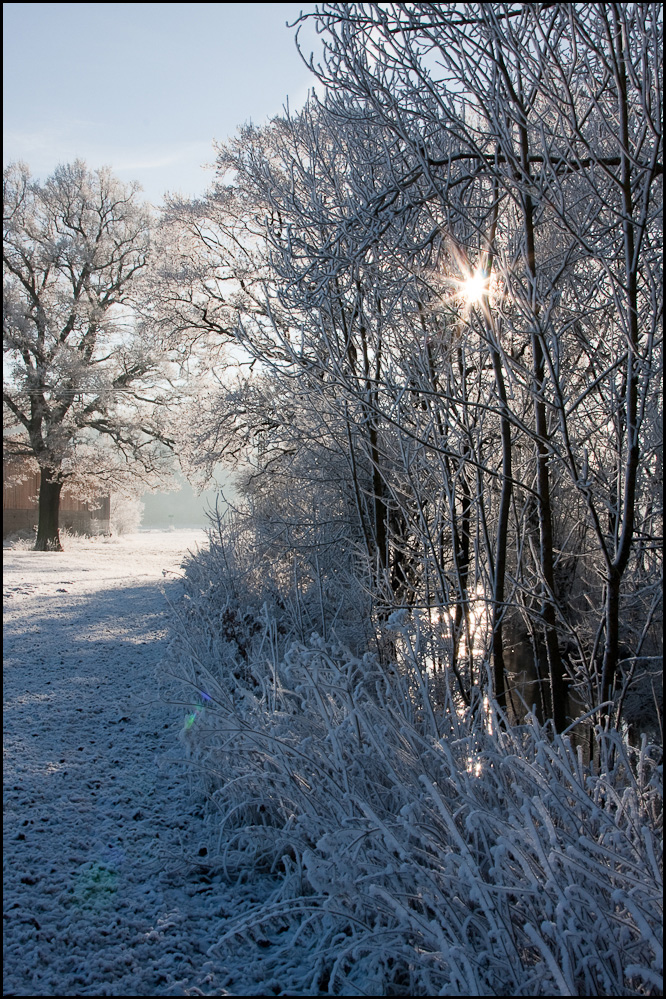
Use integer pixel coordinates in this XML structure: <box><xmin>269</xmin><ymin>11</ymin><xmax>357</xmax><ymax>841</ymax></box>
<box><xmin>168</xmin><ymin>541</ymin><xmax>663</xmax><ymax>997</ymax></box>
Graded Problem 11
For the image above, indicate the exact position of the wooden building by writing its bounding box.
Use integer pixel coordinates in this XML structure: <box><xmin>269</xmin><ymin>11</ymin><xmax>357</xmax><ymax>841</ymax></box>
<box><xmin>3</xmin><ymin>461</ymin><xmax>111</xmax><ymax>538</ymax></box>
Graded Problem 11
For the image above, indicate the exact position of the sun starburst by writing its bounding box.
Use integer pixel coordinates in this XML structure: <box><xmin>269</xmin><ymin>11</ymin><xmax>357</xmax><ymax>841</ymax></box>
<box><xmin>460</xmin><ymin>269</ymin><xmax>488</xmax><ymax>305</ymax></box>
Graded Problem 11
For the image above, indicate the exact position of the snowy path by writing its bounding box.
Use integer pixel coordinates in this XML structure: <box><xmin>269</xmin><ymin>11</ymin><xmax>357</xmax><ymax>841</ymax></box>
<box><xmin>3</xmin><ymin>532</ymin><xmax>242</xmax><ymax>997</ymax></box>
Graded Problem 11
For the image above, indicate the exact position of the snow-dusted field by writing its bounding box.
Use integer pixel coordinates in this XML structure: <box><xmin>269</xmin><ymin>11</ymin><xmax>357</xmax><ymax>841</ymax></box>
<box><xmin>5</xmin><ymin>529</ymin><xmax>662</xmax><ymax>997</ymax></box>
<box><xmin>3</xmin><ymin>531</ymin><xmax>246</xmax><ymax>997</ymax></box>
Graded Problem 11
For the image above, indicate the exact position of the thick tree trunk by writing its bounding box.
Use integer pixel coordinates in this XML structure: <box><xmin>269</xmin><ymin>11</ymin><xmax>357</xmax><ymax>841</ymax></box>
<box><xmin>35</xmin><ymin>471</ymin><xmax>64</xmax><ymax>551</ymax></box>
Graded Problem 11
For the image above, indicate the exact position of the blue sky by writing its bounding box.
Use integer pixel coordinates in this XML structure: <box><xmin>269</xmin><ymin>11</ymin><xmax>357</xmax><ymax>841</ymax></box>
<box><xmin>3</xmin><ymin>3</ymin><xmax>320</xmax><ymax>206</ymax></box>
<box><xmin>4</xmin><ymin>3</ymin><xmax>323</xmax><ymax>524</ymax></box>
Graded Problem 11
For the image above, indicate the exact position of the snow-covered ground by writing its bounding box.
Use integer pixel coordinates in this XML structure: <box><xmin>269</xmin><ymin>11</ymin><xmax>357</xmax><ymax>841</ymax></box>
<box><xmin>5</xmin><ymin>530</ymin><xmax>662</xmax><ymax>997</ymax></box>
<box><xmin>3</xmin><ymin>531</ymin><xmax>253</xmax><ymax>997</ymax></box>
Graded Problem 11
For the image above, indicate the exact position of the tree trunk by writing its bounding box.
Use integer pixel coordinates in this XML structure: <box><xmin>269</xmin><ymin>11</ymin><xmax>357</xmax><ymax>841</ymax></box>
<box><xmin>482</xmin><ymin>194</ymin><xmax>511</xmax><ymax>714</ymax></box>
<box><xmin>519</xmin><ymin>137</ymin><xmax>568</xmax><ymax>731</ymax></box>
<box><xmin>490</xmin><ymin>340</ymin><xmax>512</xmax><ymax>714</ymax></box>
<box><xmin>35</xmin><ymin>471</ymin><xmax>64</xmax><ymax>551</ymax></box>
<box><xmin>600</xmin><ymin>7</ymin><xmax>642</xmax><ymax>725</ymax></box>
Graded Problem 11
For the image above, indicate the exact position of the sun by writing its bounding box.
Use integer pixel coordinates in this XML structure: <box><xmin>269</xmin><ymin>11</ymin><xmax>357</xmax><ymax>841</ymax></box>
<box><xmin>460</xmin><ymin>270</ymin><xmax>488</xmax><ymax>305</ymax></box>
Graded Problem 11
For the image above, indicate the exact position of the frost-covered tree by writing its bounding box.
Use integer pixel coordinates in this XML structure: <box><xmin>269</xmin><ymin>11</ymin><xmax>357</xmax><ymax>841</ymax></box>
<box><xmin>3</xmin><ymin>161</ymin><xmax>183</xmax><ymax>550</ymax></box>
<box><xmin>292</xmin><ymin>2</ymin><xmax>663</xmax><ymax>729</ymax></box>
<box><xmin>156</xmin><ymin>4</ymin><xmax>661</xmax><ymax>733</ymax></box>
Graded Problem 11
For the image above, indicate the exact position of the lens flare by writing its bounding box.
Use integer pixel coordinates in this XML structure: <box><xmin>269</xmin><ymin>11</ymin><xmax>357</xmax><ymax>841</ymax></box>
<box><xmin>184</xmin><ymin>691</ymin><xmax>211</xmax><ymax>730</ymax></box>
<box><xmin>69</xmin><ymin>861</ymin><xmax>118</xmax><ymax>908</ymax></box>
<box><xmin>461</xmin><ymin>270</ymin><xmax>488</xmax><ymax>305</ymax></box>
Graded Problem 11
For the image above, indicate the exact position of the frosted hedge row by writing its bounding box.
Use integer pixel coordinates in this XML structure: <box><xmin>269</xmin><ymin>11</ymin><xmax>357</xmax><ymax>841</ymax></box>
<box><xmin>167</xmin><ymin>537</ymin><xmax>663</xmax><ymax>997</ymax></box>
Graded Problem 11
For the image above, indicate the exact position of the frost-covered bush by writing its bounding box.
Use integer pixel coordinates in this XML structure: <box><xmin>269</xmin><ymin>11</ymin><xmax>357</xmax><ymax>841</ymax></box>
<box><xmin>3</xmin><ymin>529</ymin><xmax>37</xmax><ymax>550</ymax></box>
<box><xmin>168</xmin><ymin>548</ymin><xmax>663</xmax><ymax>997</ymax></box>
<box><xmin>178</xmin><ymin>511</ymin><xmax>376</xmax><ymax>666</ymax></box>
<box><xmin>110</xmin><ymin>494</ymin><xmax>145</xmax><ymax>535</ymax></box>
